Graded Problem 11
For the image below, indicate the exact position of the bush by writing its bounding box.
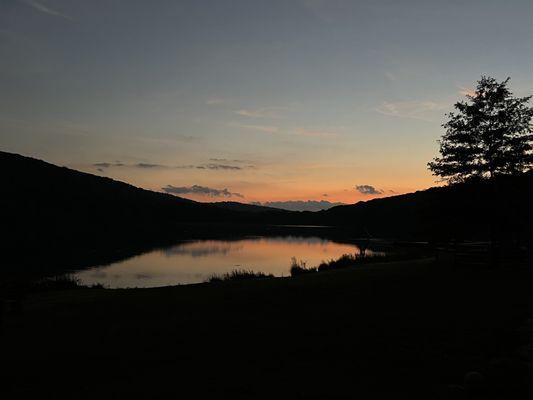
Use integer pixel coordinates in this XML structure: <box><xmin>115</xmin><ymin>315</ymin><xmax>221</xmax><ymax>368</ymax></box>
<box><xmin>318</xmin><ymin>253</ymin><xmax>359</xmax><ymax>271</ymax></box>
<box><xmin>289</xmin><ymin>257</ymin><xmax>317</xmax><ymax>276</ymax></box>
<box><xmin>317</xmin><ymin>252</ymin><xmax>386</xmax><ymax>272</ymax></box>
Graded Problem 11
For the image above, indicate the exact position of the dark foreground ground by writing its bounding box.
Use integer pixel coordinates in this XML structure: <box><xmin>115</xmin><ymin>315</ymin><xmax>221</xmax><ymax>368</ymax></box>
<box><xmin>1</xmin><ymin>259</ymin><xmax>532</xmax><ymax>399</ymax></box>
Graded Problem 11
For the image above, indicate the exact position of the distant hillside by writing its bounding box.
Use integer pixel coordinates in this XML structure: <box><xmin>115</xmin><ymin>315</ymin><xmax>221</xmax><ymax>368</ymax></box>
<box><xmin>0</xmin><ymin>151</ymin><xmax>289</xmax><ymax>266</ymax></box>
<box><xmin>316</xmin><ymin>173</ymin><xmax>533</xmax><ymax>242</ymax></box>
<box><xmin>251</xmin><ymin>200</ymin><xmax>345</xmax><ymax>212</ymax></box>
<box><xmin>210</xmin><ymin>201</ymin><xmax>288</xmax><ymax>213</ymax></box>
<box><xmin>3</xmin><ymin>150</ymin><xmax>532</xmax><ymax>271</ymax></box>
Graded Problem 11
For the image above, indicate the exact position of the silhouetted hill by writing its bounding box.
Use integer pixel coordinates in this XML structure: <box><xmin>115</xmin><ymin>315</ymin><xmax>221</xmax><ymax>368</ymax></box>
<box><xmin>0</xmin><ymin>151</ymin><xmax>289</xmax><ymax>269</ymax></box>
<box><xmin>210</xmin><ymin>201</ymin><xmax>288</xmax><ymax>213</ymax></box>
<box><xmin>252</xmin><ymin>200</ymin><xmax>345</xmax><ymax>212</ymax></box>
<box><xmin>3</xmin><ymin>150</ymin><xmax>532</xmax><ymax>275</ymax></box>
<box><xmin>1</xmin><ymin>150</ymin><xmax>236</xmax><ymax>225</ymax></box>
<box><xmin>317</xmin><ymin>173</ymin><xmax>533</xmax><ymax>242</ymax></box>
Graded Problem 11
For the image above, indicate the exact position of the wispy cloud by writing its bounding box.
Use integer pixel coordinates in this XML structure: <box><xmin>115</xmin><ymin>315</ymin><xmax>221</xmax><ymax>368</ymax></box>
<box><xmin>93</xmin><ymin>162</ymin><xmax>124</xmax><ymax>168</ymax></box>
<box><xmin>93</xmin><ymin>161</ymin><xmax>253</xmax><ymax>171</ymax></box>
<box><xmin>135</xmin><ymin>163</ymin><xmax>165</xmax><ymax>168</ymax></box>
<box><xmin>355</xmin><ymin>185</ymin><xmax>383</xmax><ymax>195</ymax></box>
<box><xmin>375</xmin><ymin>100</ymin><xmax>447</xmax><ymax>121</ymax></box>
<box><xmin>234</xmin><ymin>107</ymin><xmax>286</xmax><ymax>119</ymax></box>
<box><xmin>162</xmin><ymin>185</ymin><xmax>244</xmax><ymax>198</ymax></box>
<box><xmin>232</xmin><ymin>123</ymin><xmax>280</xmax><ymax>134</ymax></box>
<box><xmin>206</xmin><ymin>96</ymin><xmax>230</xmax><ymax>105</ymax></box>
<box><xmin>458</xmin><ymin>85</ymin><xmax>476</xmax><ymax>97</ymax></box>
<box><xmin>208</xmin><ymin>158</ymin><xmax>257</xmax><ymax>169</ymax></box>
<box><xmin>22</xmin><ymin>0</ymin><xmax>73</xmax><ymax>21</ymax></box>
<box><xmin>292</xmin><ymin>127</ymin><xmax>339</xmax><ymax>138</ymax></box>
<box><xmin>198</xmin><ymin>164</ymin><xmax>242</xmax><ymax>170</ymax></box>
<box><xmin>209</xmin><ymin>158</ymin><xmax>252</xmax><ymax>164</ymax></box>
<box><xmin>231</xmin><ymin>122</ymin><xmax>342</xmax><ymax>138</ymax></box>
<box><xmin>94</xmin><ymin>162</ymin><xmax>171</xmax><ymax>169</ymax></box>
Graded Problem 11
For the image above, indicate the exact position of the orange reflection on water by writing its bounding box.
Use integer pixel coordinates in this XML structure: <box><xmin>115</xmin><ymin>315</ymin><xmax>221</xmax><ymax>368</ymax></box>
<box><xmin>73</xmin><ymin>236</ymin><xmax>370</xmax><ymax>288</ymax></box>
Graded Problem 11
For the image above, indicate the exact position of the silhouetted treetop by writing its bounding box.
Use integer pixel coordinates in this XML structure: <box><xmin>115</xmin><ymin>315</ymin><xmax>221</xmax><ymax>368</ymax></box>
<box><xmin>429</xmin><ymin>76</ymin><xmax>533</xmax><ymax>183</ymax></box>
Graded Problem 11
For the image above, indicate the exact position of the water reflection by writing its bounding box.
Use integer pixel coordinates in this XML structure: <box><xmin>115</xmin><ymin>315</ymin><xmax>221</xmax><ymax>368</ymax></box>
<box><xmin>163</xmin><ymin>241</ymin><xmax>243</xmax><ymax>258</ymax></box>
<box><xmin>73</xmin><ymin>236</ymin><xmax>375</xmax><ymax>288</ymax></box>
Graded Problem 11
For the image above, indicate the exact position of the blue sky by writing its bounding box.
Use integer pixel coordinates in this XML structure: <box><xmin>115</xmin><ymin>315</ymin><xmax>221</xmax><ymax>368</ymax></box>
<box><xmin>2</xmin><ymin>0</ymin><xmax>533</xmax><ymax>204</ymax></box>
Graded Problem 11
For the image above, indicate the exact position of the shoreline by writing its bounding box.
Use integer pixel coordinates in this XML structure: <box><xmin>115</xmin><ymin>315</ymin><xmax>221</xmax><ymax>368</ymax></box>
<box><xmin>2</xmin><ymin>257</ymin><xmax>532</xmax><ymax>398</ymax></box>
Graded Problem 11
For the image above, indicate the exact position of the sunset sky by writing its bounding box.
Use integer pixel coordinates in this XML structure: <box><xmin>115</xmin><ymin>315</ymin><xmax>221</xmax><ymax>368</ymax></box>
<box><xmin>2</xmin><ymin>0</ymin><xmax>533</xmax><ymax>206</ymax></box>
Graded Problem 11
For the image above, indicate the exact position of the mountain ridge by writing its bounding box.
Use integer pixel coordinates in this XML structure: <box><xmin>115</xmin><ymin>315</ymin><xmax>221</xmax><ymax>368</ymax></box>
<box><xmin>3</xmin><ymin>150</ymin><xmax>532</xmax><ymax>249</ymax></box>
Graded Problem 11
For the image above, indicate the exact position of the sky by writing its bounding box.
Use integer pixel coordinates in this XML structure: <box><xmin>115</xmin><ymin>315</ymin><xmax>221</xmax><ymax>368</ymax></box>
<box><xmin>2</xmin><ymin>0</ymin><xmax>533</xmax><ymax>207</ymax></box>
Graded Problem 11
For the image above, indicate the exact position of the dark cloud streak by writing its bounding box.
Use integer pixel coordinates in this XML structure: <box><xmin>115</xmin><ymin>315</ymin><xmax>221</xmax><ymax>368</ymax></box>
<box><xmin>93</xmin><ymin>162</ymin><xmax>124</xmax><ymax>168</ymax></box>
<box><xmin>355</xmin><ymin>185</ymin><xmax>383</xmax><ymax>195</ymax></box>
<box><xmin>162</xmin><ymin>185</ymin><xmax>244</xmax><ymax>198</ymax></box>
<box><xmin>209</xmin><ymin>158</ymin><xmax>252</xmax><ymax>164</ymax></box>
<box><xmin>93</xmin><ymin>161</ymin><xmax>251</xmax><ymax>170</ymax></box>
<box><xmin>135</xmin><ymin>163</ymin><xmax>164</xmax><ymax>168</ymax></box>
<box><xmin>202</xmin><ymin>164</ymin><xmax>241</xmax><ymax>170</ymax></box>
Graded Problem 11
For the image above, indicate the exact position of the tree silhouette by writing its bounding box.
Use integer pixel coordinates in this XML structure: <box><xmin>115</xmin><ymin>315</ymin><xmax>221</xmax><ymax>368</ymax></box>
<box><xmin>429</xmin><ymin>76</ymin><xmax>533</xmax><ymax>183</ymax></box>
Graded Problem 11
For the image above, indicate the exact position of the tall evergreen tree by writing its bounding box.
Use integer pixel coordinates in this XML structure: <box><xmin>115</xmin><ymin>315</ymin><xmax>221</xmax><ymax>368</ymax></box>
<box><xmin>429</xmin><ymin>76</ymin><xmax>533</xmax><ymax>183</ymax></box>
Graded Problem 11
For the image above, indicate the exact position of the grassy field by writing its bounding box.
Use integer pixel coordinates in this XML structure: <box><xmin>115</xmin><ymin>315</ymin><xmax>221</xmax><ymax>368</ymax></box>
<box><xmin>1</xmin><ymin>258</ymin><xmax>532</xmax><ymax>399</ymax></box>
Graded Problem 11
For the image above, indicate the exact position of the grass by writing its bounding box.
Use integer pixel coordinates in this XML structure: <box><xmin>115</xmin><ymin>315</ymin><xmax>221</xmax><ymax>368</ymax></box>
<box><xmin>1</xmin><ymin>258</ymin><xmax>533</xmax><ymax>399</ymax></box>
<box><xmin>290</xmin><ymin>250</ymin><xmax>410</xmax><ymax>276</ymax></box>
<box><xmin>30</xmin><ymin>275</ymin><xmax>105</xmax><ymax>291</ymax></box>
<box><xmin>317</xmin><ymin>252</ymin><xmax>386</xmax><ymax>271</ymax></box>
<box><xmin>207</xmin><ymin>269</ymin><xmax>274</xmax><ymax>283</ymax></box>
<box><xmin>204</xmin><ymin>252</ymin><xmax>387</xmax><ymax>282</ymax></box>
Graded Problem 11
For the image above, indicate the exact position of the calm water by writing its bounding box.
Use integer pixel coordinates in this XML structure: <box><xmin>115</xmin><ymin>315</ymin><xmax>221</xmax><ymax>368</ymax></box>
<box><xmin>72</xmin><ymin>236</ymin><xmax>374</xmax><ymax>288</ymax></box>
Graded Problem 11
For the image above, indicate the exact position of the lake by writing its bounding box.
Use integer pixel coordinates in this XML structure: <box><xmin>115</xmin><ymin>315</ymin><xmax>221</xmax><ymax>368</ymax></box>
<box><xmin>72</xmin><ymin>236</ymin><xmax>376</xmax><ymax>288</ymax></box>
